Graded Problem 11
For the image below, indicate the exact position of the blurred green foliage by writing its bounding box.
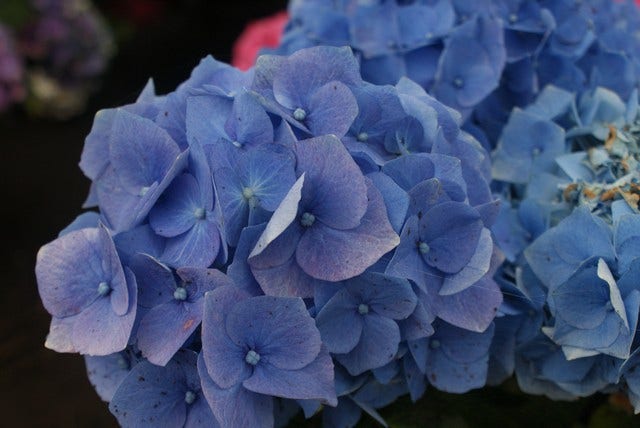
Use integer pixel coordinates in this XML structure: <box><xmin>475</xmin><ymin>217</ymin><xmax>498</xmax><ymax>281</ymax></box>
<box><xmin>0</xmin><ymin>0</ymin><xmax>32</xmax><ymax>28</ymax></box>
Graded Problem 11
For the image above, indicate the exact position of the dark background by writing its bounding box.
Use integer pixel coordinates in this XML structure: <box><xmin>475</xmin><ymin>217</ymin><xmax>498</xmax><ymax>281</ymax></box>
<box><xmin>1</xmin><ymin>1</ymin><xmax>638</xmax><ymax>427</ymax></box>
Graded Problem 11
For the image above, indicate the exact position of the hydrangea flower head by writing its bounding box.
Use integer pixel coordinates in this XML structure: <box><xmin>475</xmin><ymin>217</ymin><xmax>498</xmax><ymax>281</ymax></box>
<box><xmin>36</xmin><ymin>44</ymin><xmax>503</xmax><ymax>427</ymax></box>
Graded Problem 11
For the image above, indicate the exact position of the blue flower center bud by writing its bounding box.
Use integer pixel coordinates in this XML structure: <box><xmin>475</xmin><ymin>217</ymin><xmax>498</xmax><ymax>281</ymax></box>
<box><xmin>425</xmin><ymin>32</ymin><xmax>433</xmax><ymax>40</ymax></box>
<box><xmin>357</xmin><ymin>132</ymin><xmax>369</xmax><ymax>142</ymax></box>
<box><xmin>184</xmin><ymin>390</ymin><xmax>196</xmax><ymax>405</ymax></box>
<box><xmin>532</xmin><ymin>147</ymin><xmax>541</xmax><ymax>157</ymax></box>
<box><xmin>453</xmin><ymin>77</ymin><xmax>464</xmax><ymax>88</ymax></box>
<box><xmin>418</xmin><ymin>241</ymin><xmax>430</xmax><ymax>254</ymax></box>
<box><xmin>232</xmin><ymin>140</ymin><xmax>243</xmax><ymax>148</ymax></box>
<box><xmin>139</xmin><ymin>186</ymin><xmax>150</xmax><ymax>197</ymax></box>
<box><xmin>242</xmin><ymin>187</ymin><xmax>255</xmax><ymax>200</ymax></box>
<box><xmin>509</xmin><ymin>13</ymin><xmax>518</xmax><ymax>24</ymax></box>
<box><xmin>97</xmin><ymin>282</ymin><xmax>111</xmax><ymax>296</ymax></box>
<box><xmin>293</xmin><ymin>108</ymin><xmax>307</xmax><ymax>121</ymax></box>
<box><xmin>193</xmin><ymin>208</ymin><xmax>206</xmax><ymax>220</ymax></box>
<box><xmin>358</xmin><ymin>303</ymin><xmax>369</xmax><ymax>315</ymax></box>
<box><xmin>245</xmin><ymin>349</ymin><xmax>261</xmax><ymax>366</ymax></box>
<box><xmin>174</xmin><ymin>287</ymin><xmax>188</xmax><ymax>301</ymax></box>
<box><xmin>117</xmin><ymin>355</ymin><xmax>129</xmax><ymax>370</ymax></box>
<box><xmin>300</xmin><ymin>212</ymin><xmax>316</xmax><ymax>227</ymax></box>
<box><xmin>430</xmin><ymin>339</ymin><xmax>441</xmax><ymax>349</ymax></box>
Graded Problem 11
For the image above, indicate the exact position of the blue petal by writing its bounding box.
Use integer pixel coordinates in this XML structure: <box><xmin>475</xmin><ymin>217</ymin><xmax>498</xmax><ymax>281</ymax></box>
<box><xmin>296</xmin><ymin>180</ymin><xmax>400</xmax><ymax>282</ymax></box>
<box><xmin>149</xmin><ymin>174</ymin><xmax>202</xmax><ymax>238</ymax></box>
<box><xmin>198</xmin><ymin>352</ymin><xmax>273</xmax><ymax>428</ymax></box>
<box><xmin>525</xmin><ymin>208</ymin><xmax>615</xmax><ymax>289</ymax></box>
<box><xmin>243</xmin><ymin>346</ymin><xmax>337</xmax><ymax>405</ymax></box>
<box><xmin>161</xmin><ymin>219</ymin><xmax>221</xmax><ymax>268</ymax></box>
<box><xmin>295</xmin><ymin>135</ymin><xmax>368</xmax><ymax>230</ymax></box>
<box><xmin>336</xmin><ymin>314</ymin><xmax>401</xmax><ymax>376</ymax></box>
<box><xmin>315</xmin><ymin>288</ymin><xmax>363</xmax><ymax>354</ymax></box>
<box><xmin>226</xmin><ymin>295</ymin><xmax>322</xmax><ymax>370</ymax></box>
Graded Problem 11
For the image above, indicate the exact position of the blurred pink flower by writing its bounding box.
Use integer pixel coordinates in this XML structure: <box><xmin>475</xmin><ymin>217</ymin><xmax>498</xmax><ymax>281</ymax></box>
<box><xmin>232</xmin><ymin>11</ymin><xmax>288</xmax><ymax>71</ymax></box>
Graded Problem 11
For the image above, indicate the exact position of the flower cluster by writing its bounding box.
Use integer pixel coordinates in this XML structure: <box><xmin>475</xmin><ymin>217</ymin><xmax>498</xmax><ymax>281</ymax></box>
<box><xmin>489</xmin><ymin>85</ymin><xmax>640</xmax><ymax>409</ymax></box>
<box><xmin>0</xmin><ymin>23</ymin><xmax>25</xmax><ymax>111</ymax></box>
<box><xmin>0</xmin><ymin>0</ymin><xmax>113</xmax><ymax>116</ymax></box>
<box><xmin>36</xmin><ymin>45</ymin><xmax>502</xmax><ymax>427</ymax></box>
<box><xmin>271</xmin><ymin>0</ymin><xmax>640</xmax><ymax>146</ymax></box>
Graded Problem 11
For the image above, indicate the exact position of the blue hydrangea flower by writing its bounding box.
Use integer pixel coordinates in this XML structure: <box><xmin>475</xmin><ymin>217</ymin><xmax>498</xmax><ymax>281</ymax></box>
<box><xmin>248</xmin><ymin>135</ymin><xmax>400</xmax><ymax>296</ymax></box>
<box><xmin>252</xmin><ymin>46</ymin><xmax>361</xmax><ymax>138</ymax></box>
<box><xmin>81</xmin><ymin>109</ymin><xmax>188</xmax><ymax>232</ymax></box>
<box><xmin>36</xmin><ymin>225</ymin><xmax>137</xmax><ymax>355</ymax></box>
<box><xmin>148</xmin><ymin>141</ymin><xmax>225</xmax><ymax>267</ymax></box>
<box><xmin>109</xmin><ymin>350</ymin><xmax>216</xmax><ymax>427</ymax></box>
<box><xmin>38</xmin><ymin>44</ymin><xmax>506</xmax><ymax>426</ymax></box>
<box><xmin>199</xmin><ymin>285</ymin><xmax>337</xmax><ymax>427</ymax></box>
<box><xmin>129</xmin><ymin>254</ymin><xmax>232</xmax><ymax>366</ymax></box>
<box><xmin>315</xmin><ymin>273</ymin><xmax>416</xmax><ymax>376</ymax></box>
<box><xmin>210</xmin><ymin>144</ymin><xmax>297</xmax><ymax>247</ymax></box>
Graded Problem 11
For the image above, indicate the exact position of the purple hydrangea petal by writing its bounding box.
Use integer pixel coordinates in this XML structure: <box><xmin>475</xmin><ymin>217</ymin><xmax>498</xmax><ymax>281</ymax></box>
<box><xmin>427</xmin><ymin>275</ymin><xmax>502</xmax><ymax>333</ymax></box>
<box><xmin>85</xmin><ymin>352</ymin><xmax>133</xmax><ymax>402</ymax></box>
<box><xmin>137</xmin><ymin>299</ymin><xmax>203</xmax><ymax>366</ymax></box>
<box><xmin>71</xmin><ymin>267</ymin><xmax>137</xmax><ymax>355</ymax></box>
<box><xmin>226</xmin><ymin>296</ymin><xmax>321</xmax><ymax>370</ymax></box>
<box><xmin>249</xmin><ymin>175</ymin><xmax>305</xmax><ymax>260</ymax></box>
<box><xmin>615</xmin><ymin>214</ymin><xmax>640</xmax><ymax>275</ymax></box>
<box><xmin>149</xmin><ymin>173</ymin><xmax>202</xmax><ymax>237</ymax></box>
<box><xmin>113</xmin><ymin>224</ymin><xmax>165</xmax><ymax>265</ymax></box>
<box><xmin>240</xmin><ymin>144</ymin><xmax>297</xmax><ymax>212</ymax></box>
<box><xmin>296</xmin><ymin>180</ymin><xmax>400</xmax><ymax>282</ymax></box>
<box><xmin>420</xmin><ymin>201</ymin><xmax>484</xmax><ymax>274</ymax></box>
<box><xmin>161</xmin><ymin>218</ymin><xmax>221</xmax><ymax>268</ymax></box>
<box><xmin>315</xmin><ymin>288</ymin><xmax>363</xmax><ymax>354</ymax></box>
<box><xmin>425</xmin><ymin>321</ymin><xmax>495</xmax><ymax>393</ymax></box>
<box><xmin>243</xmin><ymin>346</ymin><xmax>337</xmax><ymax>405</ymax></box>
<box><xmin>109</xmin><ymin>110</ymin><xmax>182</xmax><ymax>192</ymax></box>
<box><xmin>251</xmin><ymin>252</ymin><xmax>324</xmax><ymax>298</ymax></box>
<box><xmin>129</xmin><ymin>253</ymin><xmax>175</xmax><ymax>308</ymax></box>
<box><xmin>294</xmin><ymin>135</ymin><xmax>367</xmax><ymax>230</ymax></box>
<box><xmin>198</xmin><ymin>352</ymin><xmax>274</xmax><ymax>428</ymax></box>
<box><xmin>109</xmin><ymin>352</ymin><xmax>201</xmax><ymax>427</ymax></box>
<box><xmin>80</xmin><ymin>108</ymin><xmax>116</xmax><ymax>180</ymax></box>
<box><xmin>367</xmin><ymin>172</ymin><xmax>409</xmax><ymax>234</ymax></box>
<box><xmin>439</xmin><ymin>228</ymin><xmax>493</xmax><ymax>295</ymax></box>
<box><xmin>226</xmin><ymin>225</ymin><xmax>270</xmax><ymax>296</ymax></box>
<box><xmin>525</xmin><ymin>207</ymin><xmax>615</xmax><ymax>289</ymax></box>
<box><xmin>305</xmin><ymin>81</ymin><xmax>358</xmax><ymax>137</ymax></box>
<box><xmin>336</xmin><ymin>314</ymin><xmax>401</xmax><ymax>376</ymax></box>
<box><xmin>44</xmin><ymin>316</ymin><xmax>76</xmax><ymax>353</ymax></box>
<box><xmin>272</xmin><ymin>46</ymin><xmax>361</xmax><ymax>110</ymax></box>
<box><xmin>385</xmin><ymin>216</ymin><xmax>430</xmax><ymax>290</ymax></box>
<box><xmin>226</xmin><ymin>91</ymin><xmax>274</xmax><ymax>147</ymax></box>
<box><xmin>202</xmin><ymin>287</ymin><xmax>252</xmax><ymax>389</ymax></box>
<box><xmin>36</xmin><ymin>228</ymin><xmax>112</xmax><ymax>318</ymax></box>
<box><xmin>345</xmin><ymin>273</ymin><xmax>417</xmax><ymax>320</ymax></box>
